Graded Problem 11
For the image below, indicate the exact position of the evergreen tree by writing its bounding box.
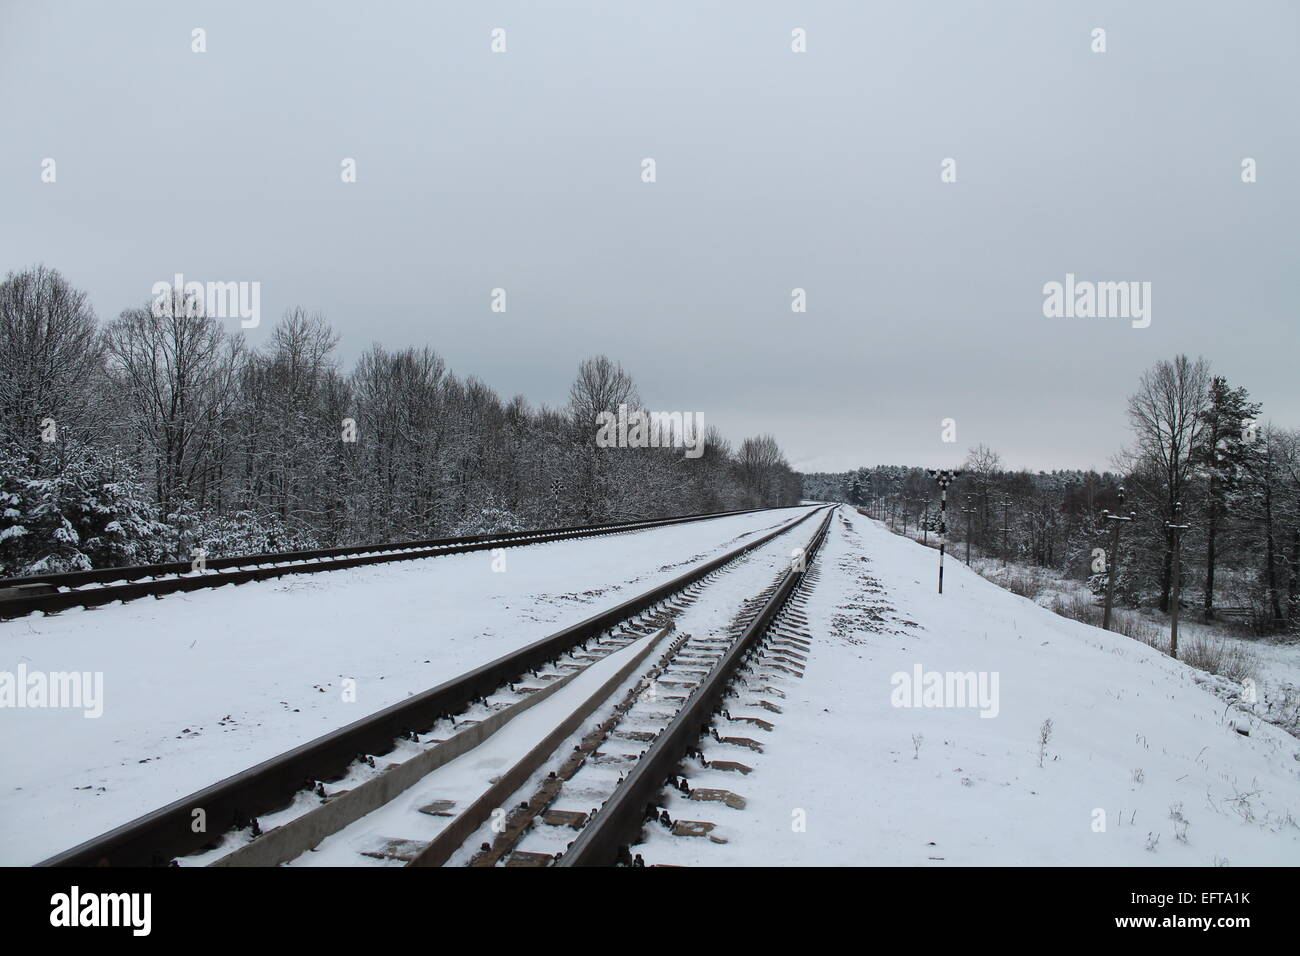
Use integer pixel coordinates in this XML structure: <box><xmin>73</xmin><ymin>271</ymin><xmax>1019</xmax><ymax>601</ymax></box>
<box><xmin>1192</xmin><ymin>376</ymin><xmax>1261</xmax><ymax>619</ymax></box>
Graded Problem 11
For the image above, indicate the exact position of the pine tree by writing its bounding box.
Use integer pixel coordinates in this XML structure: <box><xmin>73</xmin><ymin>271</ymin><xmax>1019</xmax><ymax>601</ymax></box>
<box><xmin>0</xmin><ymin>440</ymin><xmax>166</xmax><ymax>575</ymax></box>
<box><xmin>1192</xmin><ymin>376</ymin><xmax>1261</xmax><ymax>619</ymax></box>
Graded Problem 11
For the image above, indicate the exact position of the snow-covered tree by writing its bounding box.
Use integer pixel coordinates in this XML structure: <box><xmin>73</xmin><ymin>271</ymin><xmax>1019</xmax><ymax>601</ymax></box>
<box><xmin>0</xmin><ymin>440</ymin><xmax>166</xmax><ymax>575</ymax></box>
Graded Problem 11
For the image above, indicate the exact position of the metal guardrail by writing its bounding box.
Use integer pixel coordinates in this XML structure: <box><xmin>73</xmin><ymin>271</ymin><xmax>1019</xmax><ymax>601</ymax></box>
<box><xmin>558</xmin><ymin>506</ymin><xmax>835</xmax><ymax>866</ymax></box>
<box><xmin>37</xmin><ymin>505</ymin><xmax>829</xmax><ymax>867</ymax></box>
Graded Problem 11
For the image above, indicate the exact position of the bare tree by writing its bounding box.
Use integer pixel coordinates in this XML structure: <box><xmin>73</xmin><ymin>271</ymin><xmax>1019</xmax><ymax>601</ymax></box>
<box><xmin>567</xmin><ymin>355</ymin><xmax>639</xmax><ymax>429</ymax></box>
<box><xmin>738</xmin><ymin>434</ymin><xmax>787</xmax><ymax>504</ymax></box>
<box><xmin>103</xmin><ymin>292</ymin><xmax>245</xmax><ymax>514</ymax></box>
<box><xmin>963</xmin><ymin>443</ymin><xmax>1003</xmax><ymax>544</ymax></box>
<box><xmin>1125</xmin><ymin>355</ymin><xmax>1212</xmax><ymax>611</ymax></box>
<box><xmin>566</xmin><ymin>356</ymin><xmax>640</xmax><ymax>521</ymax></box>
<box><xmin>0</xmin><ymin>265</ymin><xmax>104</xmax><ymax>452</ymax></box>
<box><xmin>3</xmin><ymin>271</ymin><xmax>802</xmax><ymax>563</ymax></box>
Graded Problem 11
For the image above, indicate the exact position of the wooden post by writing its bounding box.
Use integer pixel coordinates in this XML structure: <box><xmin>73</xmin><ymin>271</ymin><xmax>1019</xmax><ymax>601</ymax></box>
<box><xmin>1166</xmin><ymin>501</ymin><xmax>1190</xmax><ymax>659</ymax></box>
<box><xmin>962</xmin><ymin>496</ymin><xmax>976</xmax><ymax>566</ymax></box>
<box><xmin>1100</xmin><ymin>487</ymin><xmax>1136</xmax><ymax>633</ymax></box>
<box><xmin>1000</xmin><ymin>497</ymin><xmax>1011</xmax><ymax>567</ymax></box>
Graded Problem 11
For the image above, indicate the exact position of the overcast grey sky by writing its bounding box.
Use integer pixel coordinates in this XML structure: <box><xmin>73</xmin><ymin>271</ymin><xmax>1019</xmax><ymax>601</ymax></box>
<box><xmin>2</xmin><ymin>1</ymin><xmax>1296</xmax><ymax>473</ymax></box>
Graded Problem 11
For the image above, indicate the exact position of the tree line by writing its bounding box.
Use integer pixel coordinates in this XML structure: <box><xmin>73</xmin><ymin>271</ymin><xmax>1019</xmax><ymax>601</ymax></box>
<box><xmin>803</xmin><ymin>355</ymin><xmax>1300</xmax><ymax>635</ymax></box>
<box><xmin>0</xmin><ymin>265</ymin><xmax>800</xmax><ymax>575</ymax></box>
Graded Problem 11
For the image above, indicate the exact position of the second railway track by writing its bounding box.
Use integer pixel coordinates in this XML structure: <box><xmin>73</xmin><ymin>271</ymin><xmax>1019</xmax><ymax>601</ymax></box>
<box><xmin>0</xmin><ymin>505</ymin><xmax>802</xmax><ymax>619</ymax></box>
<box><xmin>38</xmin><ymin>504</ymin><xmax>833</xmax><ymax>867</ymax></box>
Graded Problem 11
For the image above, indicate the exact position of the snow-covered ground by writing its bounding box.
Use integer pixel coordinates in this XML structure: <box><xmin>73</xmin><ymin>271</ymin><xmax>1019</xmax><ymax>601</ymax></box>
<box><xmin>0</xmin><ymin>506</ymin><xmax>815</xmax><ymax>865</ymax></box>
<box><xmin>967</xmin><ymin>555</ymin><xmax>1300</xmax><ymax>736</ymax></box>
<box><xmin>7</xmin><ymin>503</ymin><xmax>1297</xmax><ymax>867</ymax></box>
<box><xmin>644</xmin><ymin>507</ymin><xmax>1300</xmax><ymax>866</ymax></box>
<box><xmin>892</xmin><ymin>524</ymin><xmax>1300</xmax><ymax>710</ymax></box>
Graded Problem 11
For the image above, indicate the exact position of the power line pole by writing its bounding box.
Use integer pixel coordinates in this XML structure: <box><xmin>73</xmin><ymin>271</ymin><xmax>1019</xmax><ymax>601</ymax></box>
<box><xmin>961</xmin><ymin>495</ymin><xmax>976</xmax><ymax>565</ymax></box>
<box><xmin>1166</xmin><ymin>501</ymin><xmax>1191</xmax><ymax>660</ymax></box>
<box><xmin>902</xmin><ymin>495</ymin><xmax>919</xmax><ymax>537</ymax></box>
<box><xmin>1100</xmin><ymin>487</ymin><xmax>1137</xmax><ymax>632</ymax></box>
<box><xmin>999</xmin><ymin>496</ymin><xmax>1011</xmax><ymax>567</ymax></box>
<box><xmin>928</xmin><ymin>469</ymin><xmax>961</xmax><ymax>593</ymax></box>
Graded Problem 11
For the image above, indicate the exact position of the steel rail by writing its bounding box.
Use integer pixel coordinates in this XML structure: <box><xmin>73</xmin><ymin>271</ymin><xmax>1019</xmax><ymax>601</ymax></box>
<box><xmin>37</xmin><ymin>505</ymin><xmax>830</xmax><ymax>867</ymax></box>
<box><xmin>557</xmin><ymin>507</ymin><xmax>835</xmax><ymax>866</ymax></box>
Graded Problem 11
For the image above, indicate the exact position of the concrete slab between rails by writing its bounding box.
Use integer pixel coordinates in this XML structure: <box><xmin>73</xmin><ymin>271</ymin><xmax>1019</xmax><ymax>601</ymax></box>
<box><xmin>706</xmin><ymin>760</ymin><xmax>752</xmax><ymax>774</ymax></box>
<box><xmin>688</xmin><ymin>788</ymin><xmax>747</xmax><ymax>810</ymax></box>
<box><xmin>505</xmin><ymin>850</ymin><xmax>555</xmax><ymax>867</ymax></box>
<box><xmin>406</xmin><ymin>624</ymin><xmax>676</xmax><ymax>867</ymax></box>
<box><xmin>212</xmin><ymin>658</ymin><xmax>591</xmax><ymax>867</ymax></box>
<box><xmin>543</xmin><ymin>810</ymin><xmax>589</xmax><ymax>829</ymax></box>
<box><xmin>671</xmin><ymin>820</ymin><xmax>726</xmax><ymax>842</ymax></box>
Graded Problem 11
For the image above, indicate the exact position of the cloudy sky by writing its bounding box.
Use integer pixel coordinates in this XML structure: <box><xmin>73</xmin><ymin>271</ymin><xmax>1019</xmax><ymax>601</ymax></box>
<box><xmin>2</xmin><ymin>0</ymin><xmax>1296</xmax><ymax>473</ymax></box>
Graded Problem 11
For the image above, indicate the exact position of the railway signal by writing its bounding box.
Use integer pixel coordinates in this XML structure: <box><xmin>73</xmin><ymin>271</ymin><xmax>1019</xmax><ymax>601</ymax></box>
<box><xmin>1100</xmin><ymin>487</ymin><xmax>1137</xmax><ymax>631</ymax></box>
<box><xmin>927</xmin><ymin>469</ymin><xmax>961</xmax><ymax>593</ymax></box>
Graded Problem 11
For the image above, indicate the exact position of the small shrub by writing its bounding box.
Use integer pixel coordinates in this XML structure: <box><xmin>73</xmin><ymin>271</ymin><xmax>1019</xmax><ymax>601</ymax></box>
<box><xmin>1048</xmin><ymin>593</ymin><xmax>1165</xmax><ymax>647</ymax></box>
<box><xmin>1180</xmin><ymin>635</ymin><xmax>1259</xmax><ymax>683</ymax></box>
<box><xmin>1003</xmin><ymin>570</ymin><xmax>1041</xmax><ymax>599</ymax></box>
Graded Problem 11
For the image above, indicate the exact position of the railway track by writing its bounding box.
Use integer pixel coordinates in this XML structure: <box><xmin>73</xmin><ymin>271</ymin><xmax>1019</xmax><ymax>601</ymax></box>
<box><xmin>530</xmin><ymin>510</ymin><xmax>830</xmax><ymax>867</ymax></box>
<box><xmin>37</xmin><ymin>504</ymin><xmax>833</xmax><ymax>867</ymax></box>
<box><xmin>0</xmin><ymin>504</ymin><xmax>800</xmax><ymax>620</ymax></box>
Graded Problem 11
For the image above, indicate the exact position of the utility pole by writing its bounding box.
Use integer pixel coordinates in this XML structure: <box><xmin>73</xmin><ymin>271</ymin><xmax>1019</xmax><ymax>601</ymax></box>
<box><xmin>928</xmin><ymin>469</ymin><xmax>961</xmax><ymax>593</ymax></box>
<box><xmin>1166</xmin><ymin>501</ymin><xmax>1190</xmax><ymax>660</ymax></box>
<box><xmin>961</xmin><ymin>495</ymin><xmax>976</xmax><ymax>566</ymax></box>
<box><xmin>999</xmin><ymin>497</ymin><xmax>1011</xmax><ymax>567</ymax></box>
<box><xmin>902</xmin><ymin>496</ymin><xmax>919</xmax><ymax>537</ymax></box>
<box><xmin>1100</xmin><ymin>487</ymin><xmax>1137</xmax><ymax>632</ymax></box>
<box><xmin>550</xmin><ymin>477</ymin><xmax>563</xmax><ymax>522</ymax></box>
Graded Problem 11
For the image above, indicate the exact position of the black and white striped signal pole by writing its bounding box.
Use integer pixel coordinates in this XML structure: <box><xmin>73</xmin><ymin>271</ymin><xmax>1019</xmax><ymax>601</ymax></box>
<box><xmin>927</xmin><ymin>469</ymin><xmax>962</xmax><ymax>593</ymax></box>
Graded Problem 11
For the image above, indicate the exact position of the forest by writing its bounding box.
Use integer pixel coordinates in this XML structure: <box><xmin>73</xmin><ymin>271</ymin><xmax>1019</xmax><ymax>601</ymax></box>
<box><xmin>803</xmin><ymin>356</ymin><xmax>1300</xmax><ymax>636</ymax></box>
<box><xmin>0</xmin><ymin>265</ymin><xmax>800</xmax><ymax>575</ymax></box>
